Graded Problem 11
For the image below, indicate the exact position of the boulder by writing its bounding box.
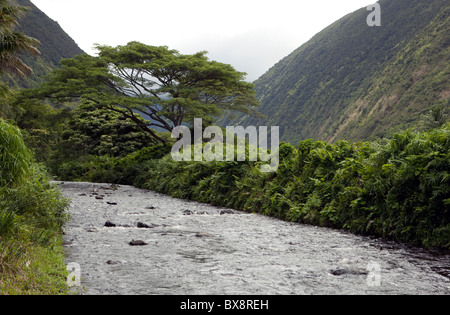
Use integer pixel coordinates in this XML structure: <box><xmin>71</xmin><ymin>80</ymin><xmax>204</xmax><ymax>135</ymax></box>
<box><xmin>129</xmin><ymin>240</ymin><xmax>148</xmax><ymax>246</ymax></box>
<box><xmin>137</xmin><ymin>222</ymin><xmax>158</xmax><ymax>228</ymax></box>
<box><xmin>104</xmin><ymin>221</ymin><xmax>116</xmax><ymax>227</ymax></box>
<box><xmin>219</xmin><ymin>210</ymin><xmax>234</xmax><ymax>215</ymax></box>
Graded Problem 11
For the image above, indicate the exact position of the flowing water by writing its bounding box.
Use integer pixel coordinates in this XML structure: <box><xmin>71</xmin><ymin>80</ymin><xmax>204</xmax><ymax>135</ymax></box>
<box><xmin>59</xmin><ymin>182</ymin><xmax>450</xmax><ymax>295</ymax></box>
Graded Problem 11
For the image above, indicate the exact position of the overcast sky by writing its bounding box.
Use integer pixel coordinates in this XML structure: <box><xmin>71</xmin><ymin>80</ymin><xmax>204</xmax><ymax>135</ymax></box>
<box><xmin>31</xmin><ymin>0</ymin><xmax>374</xmax><ymax>81</ymax></box>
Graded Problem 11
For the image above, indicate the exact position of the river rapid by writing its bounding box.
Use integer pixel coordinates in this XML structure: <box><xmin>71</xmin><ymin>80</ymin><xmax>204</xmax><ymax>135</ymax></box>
<box><xmin>59</xmin><ymin>182</ymin><xmax>450</xmax><ymax>295</ymax></box>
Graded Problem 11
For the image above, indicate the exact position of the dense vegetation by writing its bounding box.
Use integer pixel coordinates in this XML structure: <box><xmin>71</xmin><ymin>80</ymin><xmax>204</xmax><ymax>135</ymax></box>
<box><xmin>221</xmin><ymin>0</ymin><xmax>450</xmax><ymax>144</ymax></box>
<box><xmin>0</xmin><ymin>119</ymin><xmax>69</xmax><ymax>294</ymax></box>
<box><xmin>1</xmin><ymin>0</ymin><xmax>449</xmax><ymax>296</ymax></box>
<box><xmin>0</xmin><ymin>0</ymin><xmax>71</xmax><ymax>294</ymax></box>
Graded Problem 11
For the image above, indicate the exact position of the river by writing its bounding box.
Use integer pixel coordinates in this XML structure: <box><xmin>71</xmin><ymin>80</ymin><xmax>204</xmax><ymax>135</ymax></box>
<box><xmin>59</xmin><ymin>182</ymin><xmax>449</xmax><ymax>295</ymax></box>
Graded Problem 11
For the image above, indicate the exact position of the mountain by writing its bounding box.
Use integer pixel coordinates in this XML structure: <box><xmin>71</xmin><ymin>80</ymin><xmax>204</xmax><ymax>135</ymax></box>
<box><xmin>221</xmin><ymin>0</ymin><xmax>449</xmax><ymax>144</ymax></box>
<box><xmin>2</xmin><ymin>0</ymin><xmax>85</xmax><ymax>88</ymax></box>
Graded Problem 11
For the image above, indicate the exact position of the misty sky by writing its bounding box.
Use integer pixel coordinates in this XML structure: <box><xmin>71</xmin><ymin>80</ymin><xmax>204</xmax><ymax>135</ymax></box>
<box><xmin>31</xmin><ymin>0</ymin><xmax>374</xmax><ymax>81</ymax></box>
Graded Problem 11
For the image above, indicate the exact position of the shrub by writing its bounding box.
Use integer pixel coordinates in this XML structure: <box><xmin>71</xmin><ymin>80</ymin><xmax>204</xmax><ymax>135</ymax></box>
<box><xmin>0</xmin><ymin>118</ymin><xmax>32</xmax><ymax>188</ymax></box>
<box><xmin>51</xmin><ymin>143</ymin><xmax>173</xmax><ymax>186</ymax></box>
<box><xmin>0</xmin><ymin>119</ymin><xmax>70</xmax><ymax>293</ymax></box>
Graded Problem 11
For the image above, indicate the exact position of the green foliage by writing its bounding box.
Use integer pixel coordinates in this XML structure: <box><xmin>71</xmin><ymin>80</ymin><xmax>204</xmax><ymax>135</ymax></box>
<box><xmin>0</xmin><ymin>235</ymin><xmax>69</xmax><ymax>294</ymax></box>
<box><xmin>8</xmin><ymin>93</ymin><xmax>73</xmax><ymax>163</ymax></box>
<box><xmin>0</xmin><ymin>117</ymin><xmax>31</xmax><ymax>187</ymax></box>
<box><xmin>54</xmin><ymin>100</ymin><xmax>157</xmax><ymax>158</ymax></box>
<box><xmin>52</xmin><ymin>143</ymin><xmax>173</xmax><ymax>186</ymax></box>
<box><xmin>0</xmin><ymin>0</ymin><xmax>73</xmax><ymax>294</ymax></box>
<box><xmin>420</xmin><ymin>100</ymin><xmax>449</xmax><ymax>130</ymax></box>
<box><xmin>8</xmin><ymin>91</ymin><xmax>163</xmax><ymax>174</ymax></box>
<box><xmin>0</xmin><ymin>118</ymin><xmax>69</xmax><ymax>293</ymax></box>
<box><xmin>0</xmin><ymin>118</ymin><xmax>68</xmax><ymax>236</ymax></box>
<box><xmin>139</xmin><ymin>125</ymin><xmax>450</xmax><ymax>249</ymax></box>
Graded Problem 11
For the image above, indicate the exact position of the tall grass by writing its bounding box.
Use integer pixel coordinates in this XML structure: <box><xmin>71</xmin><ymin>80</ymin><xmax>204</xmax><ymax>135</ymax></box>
<box><xmin>0</xmin><ymin>118</ymin><xmax>31</xmax><ymax>188</ymax></box>
<box><xmin>0</xmin><ymin>118</ymin><xmax>69</xmax><ymax>294</ymax></box>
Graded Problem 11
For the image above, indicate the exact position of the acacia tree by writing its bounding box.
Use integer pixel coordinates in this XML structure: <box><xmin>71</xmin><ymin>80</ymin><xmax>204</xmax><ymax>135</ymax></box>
<box><xmin>34</xmin><ymin>42</ymin><xmax>259</xmax><ymax>144</ymax></box>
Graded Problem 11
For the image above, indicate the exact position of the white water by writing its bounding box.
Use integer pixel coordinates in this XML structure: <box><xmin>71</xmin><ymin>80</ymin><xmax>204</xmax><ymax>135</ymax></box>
<box><xmin>60</xmin><ymin>182</ymin><xmax>450</xmax><ymax>295</ymax></box>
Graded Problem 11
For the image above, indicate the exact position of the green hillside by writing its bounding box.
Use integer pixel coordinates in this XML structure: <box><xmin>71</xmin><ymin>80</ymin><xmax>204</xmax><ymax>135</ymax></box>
<box><xmin>221</xmin><ymin>0</ymin><xmax>449</xmax><ymax>143</ymax></box>
<box><xmin>1</xmin><ymin>0</ymin><xmax>84</xmax><ymax>88</ymax></box>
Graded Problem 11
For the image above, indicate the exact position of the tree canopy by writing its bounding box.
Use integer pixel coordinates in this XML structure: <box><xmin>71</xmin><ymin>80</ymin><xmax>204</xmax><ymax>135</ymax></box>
<box><xmin>33</xmin><ymin>42</ymin><xmax>259</xmax><ymax>143</ymax></box>
<box><xmin>56</xmin><ymin>100</ymin><xmax>157</xmax><ymax>159</ymax></box>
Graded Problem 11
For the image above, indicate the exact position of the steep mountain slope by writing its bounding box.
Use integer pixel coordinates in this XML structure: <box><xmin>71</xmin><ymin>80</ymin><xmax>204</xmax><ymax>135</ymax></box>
<box><xmin>2</xmin><ymin>0</ymin><xmax>85</xmax><ymax>88</ymax></box>
<box><xmin>223</xmin><ymin>0</ymin><xmax>449</xmax><ymax>143</ymax></box>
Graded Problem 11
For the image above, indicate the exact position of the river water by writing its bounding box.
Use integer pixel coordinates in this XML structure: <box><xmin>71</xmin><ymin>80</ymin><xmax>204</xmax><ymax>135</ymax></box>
<box><xmin>59</xmin><ymin>182</ymin><xmax>449</xmax><ymax>295</ymax></box>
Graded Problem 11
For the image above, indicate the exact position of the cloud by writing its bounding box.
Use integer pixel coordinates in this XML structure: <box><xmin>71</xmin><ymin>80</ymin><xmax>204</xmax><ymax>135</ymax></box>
<box><xmin>32</xmin><ymin>0</ymin><xmax>375</xmax><ymax>81</ymax></box>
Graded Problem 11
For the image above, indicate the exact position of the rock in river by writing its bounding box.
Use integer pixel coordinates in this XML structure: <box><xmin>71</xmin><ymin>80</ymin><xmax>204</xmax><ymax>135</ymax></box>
<box><xmin>219</xmin><ymin>209</ymin><xmax>234</xmax><ymax>215</ymax></box>
<box><xmin>137</xmin><ymin>222</ymin><xmax>158</xmax><ymax>228</ymax></box>
<box><xmin>104</xmin><ymin>221</ymin><xmax>117</xmax><ymax>227</ymax></box>
<box><xmin>129</xmin><ymin>240</ymin><xmax>148</xmax><ymax>246</ymax></box>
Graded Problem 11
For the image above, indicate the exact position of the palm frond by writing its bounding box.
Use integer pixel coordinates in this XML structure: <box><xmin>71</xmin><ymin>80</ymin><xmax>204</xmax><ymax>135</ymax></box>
<box><xmin>0</xmin><ymin>32</ymin><xmax>40</xmax><ymax>55</ymax></box>
<box><xmin>0</xmin><ymin>53</ymin><xmax>32</xmax><ymax>76</ymax></box>
<box><xmin>0</xmin><ymin>0</ymin><xmax>29</xmax><ymax>32</ymax></box>
<box><xmin>0</xmin><ymin>0</ymin><xmax>40</xmax><ymax>77</ymax></box>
